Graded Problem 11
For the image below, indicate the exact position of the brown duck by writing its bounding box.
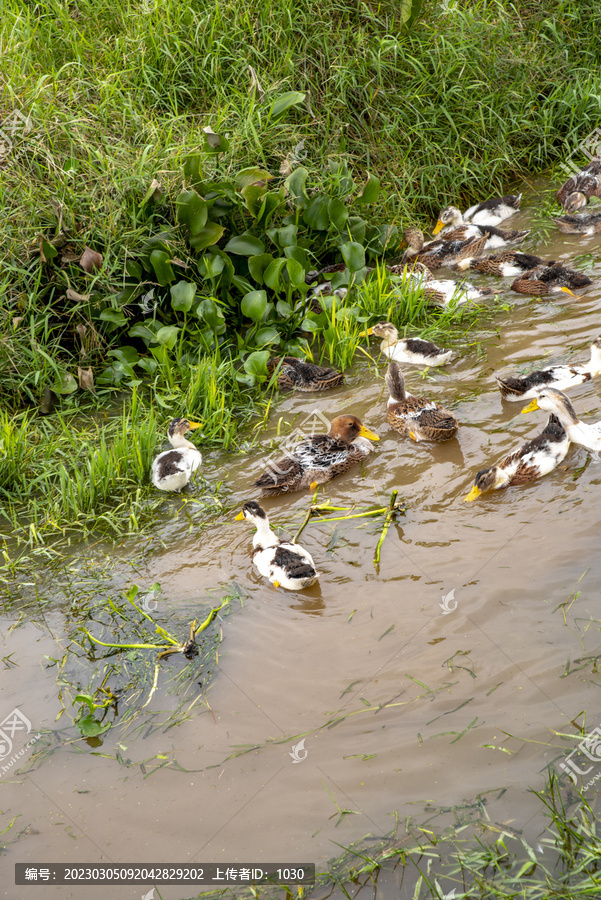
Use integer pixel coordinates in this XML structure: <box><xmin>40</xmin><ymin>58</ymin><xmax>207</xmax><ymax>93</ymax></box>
<box><xmin>556</xmin><ymin>157</ymin><xmax>601</xmax><ymax>212</ymax></box>
<box><xmin>511</xmin><ymin>262</ymin><xmax>593</xmax><ymax>296</ymax></box>
<box><xmin>251</xmin><ymin>415</ymin><xmax>379</xmax><ymax>496</ymax></box>
<box><xmin>384</xmin><ymin>362</ymin><xmax>458</xmax><ymax>442</ymax></box>
<box><xmin>267</xmin><ymin>357</ymin><xmax>345</xmax><ymax>392</ymax></box>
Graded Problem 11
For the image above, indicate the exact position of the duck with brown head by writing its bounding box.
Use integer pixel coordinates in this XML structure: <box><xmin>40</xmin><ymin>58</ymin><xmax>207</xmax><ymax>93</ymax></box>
<box><xmin>251</xmin><ymin>415</ymin><xmax>379</xmax><ymax>497</ymax></box>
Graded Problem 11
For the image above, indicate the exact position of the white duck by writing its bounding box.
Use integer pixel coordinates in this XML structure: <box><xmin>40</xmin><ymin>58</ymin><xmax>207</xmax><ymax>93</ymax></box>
<box><xmin>367</xmin><ymin>322</ymin><xmax>454</xmax><ymax>366</ymax></box>
<box><xmin>151</xmin><ymin>417</ymin><xmax>202</xmax><ymax>492</ymax></box>
<box><xmin>522</xmin><ymin>388</ymin><xmax>601</xmax><ymax>452</ymax></box>
<box><xmin>236</xmin><ymin>501</ymin><xmax>319</xmax><ymax>590</ymax></box>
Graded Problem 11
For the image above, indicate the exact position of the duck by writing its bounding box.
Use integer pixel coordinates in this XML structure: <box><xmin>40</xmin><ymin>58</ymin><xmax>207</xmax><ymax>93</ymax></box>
<box><xmin>251</xmin><ymin>415</ymin><xmax>379</xmax><ymax>497</ymax></box>
<box><xmin>495</xmin><ymin>338</ymin><xmax>601</xmax><ymax>400</ymax></box>
<box><xmin>433</xmin><ymin>221</ymin><xmax>530</xmax><ymax>249</ymax></box>
<box><xmin>552</xmin><ymin>211</ymin><xmax>601</xmax><ymax>234</ymax></box>
<box><xmin>402</xmin><ymin>228</ymin><xmax>488</xmax><ymax>269</ymax></box>
<box><xmin>267</xmin><ymin>357</ymin><xmax>345</xmax><ymax>392</ymax></box>
<box><xmin>464</xmin><ymin>414</ymin><xmax>569</xmax><ymax>501</ymax></box>
<box><xmin>521</xmin><ymin>388</ymin><xmax>601</xmax><ymax>453</ymax></box>
<box><xmin>367</xmin><ymin>322</ymin><xmax>454</xmax><ymax>366</ymax></box>
<box><xmin>456</xmin><ymin>250</ymin><xmax>546</xmax><ymax>277</ymax></box>
<box><xmin>511</xmin><ymin>262</ymin><xmax>593</xmax><ymax>296</ymax></box>
<box><xmin>384</xmin><ymin>362</ymin><xmax>458</xmax><ymax>442</ymax></box>
<box><xmin>433</xmin><ymin>194</ymin><xmax>522</xmax><ymax>232</ymax></box>
<box><xmin>235</xmin><ymin>501</ymin><xmax>319</xmax><ymax>590</ymax></box>
<box><xmin>151</xmin><ymin>417</ymin><xmax>202</xmax><ymax>492</ymax></box>
<box><xmin>388</xmin><ymin>263</ymin><xmax>492</xmax><ymax>306</ymax></box>
<box><xmin>557</xmin><ymin>158</ymin><xmax>601</xmax><ymax>212</ymax></box>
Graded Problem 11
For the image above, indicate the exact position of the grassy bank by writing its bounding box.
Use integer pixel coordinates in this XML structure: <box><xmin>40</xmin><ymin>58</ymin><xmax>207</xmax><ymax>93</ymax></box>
<box><xmin>1</xmin><ymin>0</ymin><xmax>601</xmax><ymax>539</ymax></box>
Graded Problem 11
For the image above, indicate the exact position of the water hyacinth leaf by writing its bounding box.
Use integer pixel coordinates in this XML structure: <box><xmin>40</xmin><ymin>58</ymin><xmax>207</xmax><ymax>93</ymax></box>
<box><xmin>248</xmin><ymin>253</ymin><xmax>275</xmax><ymax>285</ymax></box>
<box><xmin>284</xmin><ymin>245</ymin><xmax>311</xmax><ymax>269</ymax></box>
<box><xmin>357</xmin><ymin>172</ymin><xmax>381</xmax><ymax>205</ymax></box>
<box><xmin>137</xmin><ymin>357</ymin><xmax>158</xmax><ymax>374</ymax></box>
<box><xmin>235</xmin><ymin>167</ymin><xmax>273</xmax><ymax>190</ymax></box>
<box><xmin>328</xmin><ymin>198</ymin><xmax>349</xmax><ymax>229</ymax></box>
<box><xmin>202</xmin><ymin>126</ymin><xmax>230</xmax><ymax>153</ymax></box>
<box><xmin>241</xmin><ymin>183</ymin><xmax>266</xmax><ymax>217</ymax></box>
<box><xmin>196</xmin><ymin>298</ymin><xmax>225</xmax><ymax>330</ymax></box>
<box><xmin>276</xmin><ymin>299</ymin><xmax>294</xmax><ymax>318</ymax></box>
<box><xmin>125</xmin><ymin>259</ymin><xmax>143</xmax><ymax>280</ymax></box>
<box><xmin>108</xmin><ymin>346</ymin><xmax>140</xmax><ymax>365</ymax></box>
<box><xmin>199</xmin><ymin>252</ymin><xmax>226</xmax><ymax>279</ymax></box>
<box><xmin>285</xmin><ymin>167</ymin><xmax>309</xmax><ymax>208</ymax></box>
<box><xmin>77</xmin><ymin>715</ymin><xmax>111</xmax><ymax>738</ymax></box>
<box><xmin>188</xmin><ymin>222</ymin><xmax>225</xmax><ymax>251</ymax></box>
<box><xmin>150</xmin><ymin>250</ymin><xmax>175</xmax><ymax>285</ymax></box>
<box><xmin>341</xmin><ymin>241</ymin><xmax>366</xmax><ymax>272</ymax></box>
<box><xmin>243</xmin><ymin>350</ymin><xmax>270</xmax><ymax>376</ymax></box>
<box><xmin>303</xmin><ymin>195</ymin><xmax>330</xmax><ymax>231</ymax></box>
<box><xmin>254</xmin><ymin>327</ymin><xmax>280</xmax><ymax>346</ymax></box>
<box><xmin>269</xmin><ymin>91</ymin><xmax>306</xmax><ymax>120</ymax></box>
<box><xmin>286</xmin><ymin>258</ymin><xmax>305</xmax><ymax>288</ymax></box>
<box><xmin>129</xmin><ymin>322</ymin><xmax>157</xmax><ymax>343</ymax></box>
<box><xmin>257</xmin><ymin>190</ymin><xmax>285</xmax><ymax>226</ymax></box>
<box><xmin>170</xmin><ymin>280</ymin><xmax>197</xmax><ymax>312</ymax></box>
<box><xmin>99</xmin><ymin>308</ymin><xmax>127</xmax><ymax>327</ymax></box>
<box><xmin>53</xmin><ymin>370</ymin><xmax>78</xmax><ymax>394</ymax></box>
<box><xmin>183</xmin><ymin>152</ymin><xmax>203</xmax><ymax>186</ymax></box>
<box><xmin>241</xmin><ymin>289</ymin><xmax>268</xmax><ymax>321</ymax></box>
<box><xmin>224</xmin><ymin>233</ymin><xmax>265</xmax><ymax>256</ymax></box>
<box><xmin>176</xmin><ymin>190</ymin><xmax>208</xmax><ymax>235</ymax></box>
<box><xmin>268</xmin><ymin>223</ymin><xmax>298</xmax><ymax>250</ymax></box>
<box><xmin>155</xmin><ymin>325</ymin><xmax>180</xmax><ymax>349</ymax></box>
<box><xmin>264</xmin><ymin>258</ymin><xmax>287</xmax><ymax>291</ymax></box>
<box><xmin>301</xmin><ymin>316</ymin><xmax>320</xmax><ymax>333</ymax></box>
<box><xmin>346</xmin><ymin>216</ymin><xmax>367</xmax><ymax>244</ymax></box>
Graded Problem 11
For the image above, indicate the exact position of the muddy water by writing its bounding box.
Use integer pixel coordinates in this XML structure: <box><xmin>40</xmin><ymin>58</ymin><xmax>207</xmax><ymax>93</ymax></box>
<box><xmin>3</xmin><ymin>177</ymin><xmax>601</xmax><ymax>899</ymax></box>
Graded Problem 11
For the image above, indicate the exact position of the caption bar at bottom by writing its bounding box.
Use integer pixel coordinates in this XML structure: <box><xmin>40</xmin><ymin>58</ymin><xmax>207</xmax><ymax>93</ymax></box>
<box><xmin>16</xmin><ymin>863</ymin><xmax>315</xmax><ymax>885</ymax></box>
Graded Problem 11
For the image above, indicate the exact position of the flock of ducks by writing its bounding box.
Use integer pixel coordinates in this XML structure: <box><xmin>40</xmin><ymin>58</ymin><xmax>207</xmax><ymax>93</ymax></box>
<box><xmin>150</xmin><ymin>158</ymin><xmax>601</xmax><ymax>590</ymax></box>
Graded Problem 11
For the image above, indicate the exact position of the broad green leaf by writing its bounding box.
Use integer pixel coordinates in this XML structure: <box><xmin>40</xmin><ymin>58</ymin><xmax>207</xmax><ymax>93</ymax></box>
<box><xmin>155</xmin><ymin>325</ymin><xmax>180</xmax><ymax>349</ymax></box>
<box><xmin>276</xmin><ymin>299</ymin><xmax>294</xmax><ymax>318</ymax></box>
<box><xmin>248</xmin><ymin>253</ymin><xmax>275</xmax><ymax>285</ymax></box>
<box><xmin>108</xmin><ymin>346</ymin><xmax>140</xmax><ymax>365</ymax></box>
<box><xmin>137</xmin><ymin>358</ymin><xmax>158</xmax><ymax>374</ymax></box>
<box><xmin>202</xmin><ymin>126</ymin><xmax>230</xmax><ymax>153</ymax></box>
<box><xmin>300</xmin><ymin>316</ymin><xmax>320</xmax><ymax>333</ymax></box>
<box><xmin>327</xmin><ymin>158</ymin><xmax>354</xmax><ymax>195</ymax></box>
<box><xmin>77</xmin><ymin>714</ymin><xmax>111</xmax><ymax>738</ymax></box>
<box><xmin>303</xmin><ymin>194</ymin><xmax>330</xmax><ymax>230</ymax></box>
<box><xmin>341</xmin><ymin>241</ymin><xmax>366</xmax><ymax>272</ymax></box>
<box><xmin>40</xmin><ymin>237</ymin><xmax>58</xmax><ymax>263</ymax></box>
<box><xmin>176</xmin><ymin>190</ymin><xmax>208</xmax><ymax>235</ymax></box>
<box><xmin>129</xmin><ymin>323</ymin><xmax>157</xmax><ymax>342</ymax></box>
<box><xmin>243</xmin><ymin>350</ymin><xmax>270</xmax><ymax>376</ymax></box>
<box><xmin>401</xmin><ymin>0</ymin><xmax>423</xmax><ymax>28</ymax></box>
<box><xmin>74</xmin><ymin>694</ymin><xmax>96</xmax><ymax>714</ymax></box>
<box><xmin>346</xmin><ymin>216</ymin><xmax>367</xmax><ymax>244</ymax></box>
<box><xmin>183</xmin><ymin>152</ymin><xmax>203</xmax><ymax>186</ymax></box>
<box><xmin>284</xmin><ymin>245</ymin><xmax>311</xmax><ymax>269</ymax></box>
<box><xmin>196</xmin><ymin>298</ymin><xmax>225</xmax><ymax>330</ymax></box>
<box><xmin>268</xmin><ymin>224</ymin><xmax>298</xmax><ymax>250</ymax></box>
<box><xmin>328</xmin><ymin>198</ymin><xmax>349</xmax><ymax>229</ymax></box>
<box><xmin>53</xmin><ymin>370</ymin><xmax>78</xmax><ymax>394</ymax></box>
<box><xmin>170</xmin><ymin>280</ymin><xmax>197</xmax><ymax>312</ymax></box>
<box><xmin>224</xmin><ymin>233</ymin><xmax>266</xmax><ymax>256</ymax></box>
<box><xmin>254</xmin><ymin>327</ymin><xmax>280</xmax><ymax>346</ymax></box>
<box><xmin>257</xmin><ymin>190</ymin><xmax>285</xmax><ymax>226</ymax></box>
<box><xmin>188</xmin><ymin>222</ymin><xmax>225</xmax><ymax>251</ymax></box>
<box><xmin>241</xmin><ymin>183</ymin><xmax>266</xmax><ymax>217</ymax></box>
<box><xmin>99</xmin><ymin>308</ymin><xmax>127</xmax><ymax>327</ymax></box>
<box><xmin>286</xmin><ymin>258</ymin><xmax>305</xmax><ymax>288</ymax></box>
<box><xmin>285</xmin><ymin>167</ymin><xmax>309</xmax><ymax>208</ymax></box>
<box><xmin>235</xmin><ymin>167</ymin><xmax>273</xmax><ymax>189</ymax></box>
<box><xmin>198</xmin><ymin>253</ymin><xmax>226</xmax><ymax>279</ymax></box>
<box><xmin>357</xmin><ymin>172</ymin><xmax>381</xmax><ymax>206</ymax></box>
<box><xmin>241</xmin><ymin>289</ymin><xmax>268</xmax><ymax>321</ymax></box>
<box><xmin>264</xmin><ymin>258</ymin><xmax>287</xmax><ymax>291</ymax></box>
<box><xmin>150</xmin><ymin>250</ymin><xmax>175</xmax><ymax>285</ymax></box>
<box><xmin>125</xmin><ymin>259</ymin><xmax>143</xmax><ymax>279</ymax></box>
<box><xmin>269</xmin><ymin>91</ymin><xmax>306</xmax><ymax>120</ymax></box>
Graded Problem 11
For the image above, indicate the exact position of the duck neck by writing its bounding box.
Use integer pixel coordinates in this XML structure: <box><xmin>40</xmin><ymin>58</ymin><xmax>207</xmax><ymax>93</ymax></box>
<box><xmin>252</xmin><ymin>518</ymin><xmax>279</xmax><ymax>549</ymax></box>
<box><xmin>170</xmin><ymin>434</ymin><xmax>197</xmax><ymax>450</ymax></box>
<box><xmin>589</xmin><ymin>344</ymin><xmax>601</xmax><ymax>375</ymax></box>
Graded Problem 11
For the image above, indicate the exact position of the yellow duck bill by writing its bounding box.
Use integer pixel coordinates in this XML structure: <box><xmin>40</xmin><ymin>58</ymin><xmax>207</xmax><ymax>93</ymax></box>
<box><xmin>358</xmin><ymin>425</ymin><xmax>380</xmax><ymax>440</ymax></box>
<box><xmin>187</xmin><ymin>420</ymin><xmax>203</xmax><ymax>429</ymax></box>
<box><xmin>521</xmin><ymin>398</ymin><xmax>540</xmax><ymax>414</ymax></box>
<box><xmin>464</xmin><ymin>485</ymin><xmax>482</xmax><ymax>502</ymax></box>
<box><xmin>432</xmin><ymin>219</ymin><xmax>445</xmax><ymax>236</ymax></box>
<box><xmin>234</xmin><ymin>511</ymin><xmax>245</xmax><ymax>520</ymax></box>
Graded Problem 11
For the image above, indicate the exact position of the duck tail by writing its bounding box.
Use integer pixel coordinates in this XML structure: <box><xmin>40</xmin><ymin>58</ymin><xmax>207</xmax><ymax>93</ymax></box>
<box><xmin>495</xmin><ymin>375</ymin><xmax>526</xmax><ymax>398</ymax></box>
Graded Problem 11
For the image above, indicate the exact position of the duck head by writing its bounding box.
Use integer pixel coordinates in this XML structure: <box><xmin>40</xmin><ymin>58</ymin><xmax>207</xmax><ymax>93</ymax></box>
<box><xmin>167</xmin><ymin>417</ymin><xmax>202</xmax><ymax>449</ymax></box>
<box><xmin>366</xmin><ymin>321</ymin><xmax>399</xmax><ymax>347</ymax></box>
<box><xmin>433</xmin><ymin>206</ymin><xmax>463</xmax><ymax>235</ymax></box>
<box><xmin>464</xmin><ymin>466</ymin><xmax>510</xmax><ymax>501</ymax></box>
<box><xmin>329</xmin><ymin>415</ymin><xmax>379</xmax><ymax>443</ymax></box>
<box><xmin>521</xmin><ymin>388</ymin><xmax>579</xmax><ymax>424</ymax></box>
<box><xmin>564</xmin><ymin>191</ymin><xmax>587</xmax><ymax>214</ymax></box>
